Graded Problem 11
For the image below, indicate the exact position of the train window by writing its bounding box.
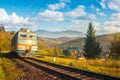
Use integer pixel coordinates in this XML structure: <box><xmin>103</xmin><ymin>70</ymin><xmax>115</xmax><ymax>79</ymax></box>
<box><xmin>29</xmin><ymin>35</ymin><xmax>35</xmax><ymax>38</ymax></box>
<box><xmin>20</xmin><ymin>34</ymin><xmax>27</xmax><ymax>38</ymax></box>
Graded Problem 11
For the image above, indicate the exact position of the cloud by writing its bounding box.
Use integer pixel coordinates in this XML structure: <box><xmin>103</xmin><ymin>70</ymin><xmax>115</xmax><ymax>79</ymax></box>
<box><xmin>39</xmin><ymin>10</ymin><xmax>64</xmax><ymax>22</ymax></box>
<box><xmin>0</xmin><ymin>8</ymin><xmax>10</xmax><ymax>22</ymax></box>
<box><xmin>93</xmin><ymin>21</ymin><xmax>101</xmax><ymax>31</ymax></box>
<box><xmin>48</xmin><ymin>0</ymin><xmax>70</xmax><ymax>10</ymax></box>
<box><xmin>100</xmin><ymin>0</ymin><xmax>106</xmax><ymax>9</ymax></box>
<box><xmin>103</xmin><ymin>21</ymin><xmax>120</xmax><ymax>33</ymax></box>
<box><xmin>90</xmin><ymin>4</ymin><xmax>105</xmax><ymax>16</ymax></box>
<box><xmin>101</xmin><ymin>12</ymin><xmax>120</xmax><ymax>33</ymax></box>
<box><xmin>1</xmin><ymin>0</ymin><xmax>120</xmax><ymax>34</ymax></box>
<box><xmin>67</xmin><ymin>12</ymin><xmax>120</xmax><ymax>35</ymax></box>
<box><xmin>0</xmin><ymin>8</ymin><xmax>28</xmax><ymax>25</ymax></box>
<box><xmin>98</xmin><ymin>12</ymin><xmax>106</xmax><ymax>16</ymax></box>
<box><xmin>75</xmin><ymin>14</ymin><xmax>96</xmax><ymax>21</ymax></box>
<box><xmin>67</xmin><ymin>19</ymin><xmax>103</xmax><ymax>36</ymax></box>
<box><xmin>66</xmin><ymin>5</ymin><xmax>86</xmax><ymax>18</ymax></box>
<box><xmin>0</xmin><ymin>8</ymin><xmax>22</xmax><ymax>24</ymax></box>
<box><xmin>88</xmin><ymin>14</ymin><xmax>97</xmax><ymax>20</ymax></box>
<box><xmin>108</xmin><ymin>0</ymin><xmax>120</xmax><ymax>11</ymax></box>
<box><xmin>67</xmin><ymin>20</ymin><xmax>89</xmax><ymax>33</ymax></box>
<box><xmin>0</xmin><ymin>8</ymin><xmax>40</xmax><ymax>30</ymax></box>
<box><xmin>10</xmin><ymin>12</ymin><xmax>28</xmax><ymax>24</ymax></box>
<box><xmin>48</xmin><ymin>2</ymin><xmax>66</xmax><ymax>10</ymax></box>
<box><xmin>111</xmin><ymin>12</ymin><xmax>120</xmax><ymax>20</ymax></box>
<box><xmin>65</xmin><ymin>5</ymin><xmax>96</xmax><ymax>21</ymax></box>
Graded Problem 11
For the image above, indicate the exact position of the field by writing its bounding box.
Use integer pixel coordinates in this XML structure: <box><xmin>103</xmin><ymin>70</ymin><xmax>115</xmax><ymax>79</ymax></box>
<box><xmin>34</xmin><ymin>56</ymin><xmax>120</xmax><ymax>77</ymax></box>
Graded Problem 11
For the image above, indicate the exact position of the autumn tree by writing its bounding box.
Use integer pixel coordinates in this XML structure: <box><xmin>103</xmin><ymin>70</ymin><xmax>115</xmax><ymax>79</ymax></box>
<box><xmin>110</xmin><ymin>33</ymin><xmax>120</xmax><ymax>60</ymax></box>
<box><xmin>70</xmin><ymin>50</ymin><xmax>78</xmax><ymax>59</ymax></box>
<box><xmin>0</xmin><ymin>32</ymin><xmax>11</xmax><ymax>51</ymax></box>
<box><xmin>84</xmin><ymin>22</ymin><xmax>102</xmax><ymax>59</ymax></box>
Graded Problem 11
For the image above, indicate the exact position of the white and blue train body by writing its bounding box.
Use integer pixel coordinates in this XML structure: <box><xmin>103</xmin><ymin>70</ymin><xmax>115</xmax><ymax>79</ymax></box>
<box><xmin>11</xmin><ymin>28</ymin><xmax>38</xmax><ymax>57</ymax></box>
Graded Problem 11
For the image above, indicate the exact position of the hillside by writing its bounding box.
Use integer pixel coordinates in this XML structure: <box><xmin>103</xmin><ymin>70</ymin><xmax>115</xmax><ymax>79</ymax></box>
<box><xmin>37</xmin><ymin>37</ymin><xmax>62</xmax><ymax>48</ymax></box>
<box><xmin>54</xmin><ymin>37</ymin><xmax>80</xmax><ymax>43</ymax></box>
<box><xmin>60</xmin><ymin>33</ymin><xmax>116</xmax><ymax>53</ymax></box>
<box><xmin>37</xmin><ymin>37</ymin><xmax>79</xmax><ymax>48</ymax></box>
<box><xmin>37</xmin><ymin>32</ymin><xmax>118</xmax><ymax>53</ymax></box>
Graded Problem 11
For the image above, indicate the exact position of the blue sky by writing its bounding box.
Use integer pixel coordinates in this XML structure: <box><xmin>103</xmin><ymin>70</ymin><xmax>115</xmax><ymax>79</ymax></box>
<box><xmin>0</xmin><ymin>0</ymin><xmax>120</xmax><ymax>34</ymax></box>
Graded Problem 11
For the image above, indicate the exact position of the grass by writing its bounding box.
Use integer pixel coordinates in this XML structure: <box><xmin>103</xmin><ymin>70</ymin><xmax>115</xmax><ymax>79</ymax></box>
<box><xmin>34</xmin><ymin>56</ymin><xmax>120</xmax><ymax>77</ymax></box>
<box><xmin>0</xmin><ymin>57</ymin><xmax>25</xmax><ymax>80</ymax></box>
<box><xmin>0</xmin><ymin>65</ymin><xmax>5</xmax><ymax>80</ymax></box>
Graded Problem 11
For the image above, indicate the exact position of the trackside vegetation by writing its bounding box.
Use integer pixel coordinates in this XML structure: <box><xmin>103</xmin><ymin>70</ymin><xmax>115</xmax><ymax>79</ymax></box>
<box><xmin>0</xmin><ymin>57</ymin><xmax>25</xmax><ymax>80</ymax></box>
<box><xmin>34</xmin><ymin>56</ymin><xmax>120</xmax><ymax>77</ymax></box>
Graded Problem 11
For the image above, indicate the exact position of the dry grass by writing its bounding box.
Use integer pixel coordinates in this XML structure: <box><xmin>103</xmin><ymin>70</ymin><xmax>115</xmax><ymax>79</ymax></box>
<box><xmin>35</xmin><ymin>56</ymin><xmax>120</xmax><ymax>77</ymax></box>
<box><xmin>0</xmin><ymin>58</ymin><xmax>25</xmax><ymax>80</ymax></box>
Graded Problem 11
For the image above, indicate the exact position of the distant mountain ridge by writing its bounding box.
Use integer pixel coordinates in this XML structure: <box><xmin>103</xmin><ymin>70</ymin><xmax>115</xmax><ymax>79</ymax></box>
<box><xmin>37</xmin><ymin>32</ymin><xmax>120</xmax><ymax>53</ymax></box>
<box><xmin>60</xmin><ymin>33</ymin><xmax>117</xmax><ymax>52</ymax></box>
<box><xmin>37</xmin><ymin>36</ymin><xmax>80</xmax><ymax>47</ymax></box>
<box><xmin>36</xmin><ymin>30</ymin><xmax>85</xmax><ymax>38</ymax></box>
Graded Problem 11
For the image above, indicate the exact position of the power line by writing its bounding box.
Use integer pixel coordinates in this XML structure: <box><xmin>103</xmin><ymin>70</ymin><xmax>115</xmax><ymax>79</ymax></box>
<box><xmin>23</xmin><ymin>0</ymin><xmax>49</xmax><ymax>29</ymax></box>
<box><xmin>1</xmin><ymin>0</ymin><xmax>49</xmax><ymax>31</ymax></box>
<box><xmin>29</xmin><ymin>0</ymin><xmax>49</xmax><ymax>19</ymax></box>
<box><xmin>25</xmin><ymin>0</ymin><xmax>39</xmax><ymax>17</ymax></box>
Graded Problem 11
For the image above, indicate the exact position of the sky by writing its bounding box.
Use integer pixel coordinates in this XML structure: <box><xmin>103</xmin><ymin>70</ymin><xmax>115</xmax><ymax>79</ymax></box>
<box><xmin>0</xmin><ymin>0</ymin><xmax>120</xmax><ymax>35</ymax></box>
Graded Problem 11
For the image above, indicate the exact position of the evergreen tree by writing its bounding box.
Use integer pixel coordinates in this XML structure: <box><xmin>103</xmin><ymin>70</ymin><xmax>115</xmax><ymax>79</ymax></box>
<box><xmin>110</xmin><ymin>33</ymin><xmax>120</xmax><ymax>60</ymax></box>
<box><xmin>84</xmin><ymin>22</ymin><xmax>102</xmax><ymax>59</ymax></box>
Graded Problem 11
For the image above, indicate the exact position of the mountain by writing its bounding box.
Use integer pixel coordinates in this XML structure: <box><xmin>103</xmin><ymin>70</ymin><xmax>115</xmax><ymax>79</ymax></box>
<box><xmin>60</xmin><ymin>33</ymin><xmax>117</xmax><ymax>53</ymax></box>
<box><xmin>54</xmin><ymin>37</ymin><xmax>80</xmax><ymax>43</ymax></box>
<box><xmin>36</xmin><ymin>30</ymin><xmax>85</xmax><ymax>38</ymax></box>
<box><xmin>38</xmin><ymin>30</ymin><xmax>118</xmax><ymax>53</ymax></box>
<box><xmin>37</xmin><ymin>37</ymin><xmax>62</xmax><ymax>48</ymax></box>
<box><xmin>37</xmin><ymin>37</ymin><xmax>80</xmax><ymax>48</ymax></box>
<box><xmin>37</xmin><ymin>31</ymin><xmax>119</xmax><ymax>53</ymax></box>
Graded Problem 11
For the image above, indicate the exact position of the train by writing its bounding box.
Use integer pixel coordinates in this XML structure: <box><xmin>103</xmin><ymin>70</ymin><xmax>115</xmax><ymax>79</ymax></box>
<box><xmin>11</xmin><ymin>28</ymin><xmax>38</xmax><ymax>57</ymax></box>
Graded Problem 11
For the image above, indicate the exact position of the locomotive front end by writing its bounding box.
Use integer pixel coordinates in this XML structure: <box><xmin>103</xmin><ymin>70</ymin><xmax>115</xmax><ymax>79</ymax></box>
<box><xmin>16</xmin><ymin>29</ymin><xmax>38</xmax><ymax>57</ymax></box>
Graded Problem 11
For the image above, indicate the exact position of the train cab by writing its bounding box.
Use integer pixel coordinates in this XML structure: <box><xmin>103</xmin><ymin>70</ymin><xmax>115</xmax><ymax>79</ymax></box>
<box><xmin>11</xmin><ymin>28</ymin><xmax>38</xmax><ymax>57</ymax></box>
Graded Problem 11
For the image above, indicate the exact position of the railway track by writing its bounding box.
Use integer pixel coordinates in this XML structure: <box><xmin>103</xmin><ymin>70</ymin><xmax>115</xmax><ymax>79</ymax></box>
<box><xmin>13</xmin><ymin>58</ymin><xmax>60</xmax><ymax>80</ymax></box>
<box><xmin>13</xmin><ymin>58</ymin><xmax>120</xmax><ymax>80</ymax></box>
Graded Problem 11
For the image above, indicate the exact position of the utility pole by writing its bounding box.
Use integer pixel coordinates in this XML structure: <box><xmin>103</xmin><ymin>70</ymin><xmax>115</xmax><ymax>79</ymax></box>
<box><xmin>53</xmin><ymin>45</ymin><xmax>58</xmax><ymax>62</ymax></box>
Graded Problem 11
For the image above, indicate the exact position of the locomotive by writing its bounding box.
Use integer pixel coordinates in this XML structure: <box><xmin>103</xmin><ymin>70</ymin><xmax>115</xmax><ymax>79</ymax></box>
<box><xmin>11</xmin><ymin>28</ymin><xmax>38</xmax><ymax>57</ymax></box>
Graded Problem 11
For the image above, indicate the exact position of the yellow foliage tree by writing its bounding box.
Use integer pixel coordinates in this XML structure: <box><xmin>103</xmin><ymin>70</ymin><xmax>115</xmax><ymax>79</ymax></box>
<box><xmin>45</xmin><ymin>47</ymin><xmax>63</xmax><ymax>57</ymax></box>
<box><xmin>0</xmin><ymin>32</ymin><xmax>12</xmax><ymax>51</ymax></box>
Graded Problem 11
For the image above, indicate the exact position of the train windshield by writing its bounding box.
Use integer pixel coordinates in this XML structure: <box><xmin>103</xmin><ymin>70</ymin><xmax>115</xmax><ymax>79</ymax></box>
<box><xmin>19</xmin><ymin>32</ymin><xmax>36</xmax><ymax>39</ymax></box>
<box><xmin>20</xmin><ymin>34</ymin><xmax>27</xmax><ymax>38</ymax></box>
<box><xmin>29</xmin><ymin>35</ymin><xmax>36</xmax><ymax>38</ymax></box>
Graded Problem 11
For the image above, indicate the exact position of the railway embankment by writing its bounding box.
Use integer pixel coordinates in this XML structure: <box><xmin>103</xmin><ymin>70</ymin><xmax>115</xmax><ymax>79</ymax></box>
<box><xmin>0</xmin><ymin>52</ymin><xmax>59</xmax><ymax>80</ymax></box>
